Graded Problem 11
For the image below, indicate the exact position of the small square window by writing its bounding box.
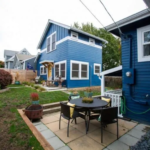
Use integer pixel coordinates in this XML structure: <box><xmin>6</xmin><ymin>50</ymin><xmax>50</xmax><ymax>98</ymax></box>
<box><xmin>94</xmin><ymin>64</ymin><xmax>101</xmax><ymax>75</ymax></box>
<box><xmin>71</xmin><ymin>32</ymin><xmax>78</xmax><ymax>40</ymax></box>
<box><xmin>89</xmin><ymin>38</ymin><xmax>95</xmax><ymax>45</ymax></box>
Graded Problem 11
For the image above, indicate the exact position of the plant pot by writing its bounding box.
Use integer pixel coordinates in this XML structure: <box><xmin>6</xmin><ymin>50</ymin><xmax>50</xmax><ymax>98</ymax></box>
<box><xmin>84</xmin><ymin>92</ymin><xmax>93</xmax><ymax>98</ymax></box>
<box><xmin>15</xmin><ymin>81</ymin><xmax>20</xmax><ymax>85</ymax></box>
<box><xmin>24</xmin><ymin>104</ymin><xmax>43</xmax><ymax>120</ymax></box>
<box><xmin>32</xmin><ymin>100</ymin><xmax>39</xmax><ymax>104</ymax></box>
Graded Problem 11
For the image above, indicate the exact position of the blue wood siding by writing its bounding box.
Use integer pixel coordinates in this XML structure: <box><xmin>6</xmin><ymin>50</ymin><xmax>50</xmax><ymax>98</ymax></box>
<box><xmin>67</xmin><ymin>40</ymin><xmax>102</xmax><ymax>88</ymax></box>
<box><xmin>122</xmin><ymin>29</ymin><xmax>150</xmax><ymax>124</ymax></box>
<box><xmin>41</xmin><ymin>24</ymin><xmax>69</xmax><ymax>50</ymax></box>
<box><xmin>69</xmin><ymin>30</ymin><xmax>102</xmax><ymax>47</ymax></box>
<box><xmin>37</xmin><ymin>41</ymin><xmax>68</xmax><ymax>85</ymax></box>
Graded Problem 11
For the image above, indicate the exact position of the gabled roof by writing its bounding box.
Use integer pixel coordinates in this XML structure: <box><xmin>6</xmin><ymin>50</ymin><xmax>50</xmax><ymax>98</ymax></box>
<box><xmin>37</xmin><ymin>19</ymin><xmax>108</xmax><ymax>49</ymax></box>
<box><xmin>105</xmin><ymin>9</ymin><xmax>150</xmax><ymax>32</ymax></box>
<box><xmin>4</xmin><ymin>50</ymin><xmax>18</xmax><ymax>57</ymax></box>
<box><xmin>16</xmin><ymin>54</ymin><xmax>36</xmax><ymax>61</ymax></box>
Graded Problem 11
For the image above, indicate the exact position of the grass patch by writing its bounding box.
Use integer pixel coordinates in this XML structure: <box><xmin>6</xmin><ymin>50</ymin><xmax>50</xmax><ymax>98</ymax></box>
<box><xmin>78</xmin><ymin>90</ymin><xmax>101</xmax><ymax>97</ymax></box>
<box><xmin>0</xmin><ymin>85</ymin><xmax>69</xmax><ymax>150</ymax></box>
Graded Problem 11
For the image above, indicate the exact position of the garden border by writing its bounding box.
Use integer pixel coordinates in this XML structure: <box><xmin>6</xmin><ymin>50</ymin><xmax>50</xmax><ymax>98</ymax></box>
<box><xmin>18</xmin><ymin>109</ymin><xmax>54</xmax><ymax>150</ymax></box>
<box><xmin>0</xmin><ymin>88</ymin><xmax>10</xmax><ymax>93</ymax></box>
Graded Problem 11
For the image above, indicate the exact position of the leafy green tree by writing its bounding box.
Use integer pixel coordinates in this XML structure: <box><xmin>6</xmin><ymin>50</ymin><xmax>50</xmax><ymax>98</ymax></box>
<box><xmin>0</xmin><ymin>61</ymin><xmax>4</xmax><ymax>68</ymax></box>
<box><xmin>72</xmin><ymin>23</ymin><xmax>121</xmax><ymax>70</ymax></box>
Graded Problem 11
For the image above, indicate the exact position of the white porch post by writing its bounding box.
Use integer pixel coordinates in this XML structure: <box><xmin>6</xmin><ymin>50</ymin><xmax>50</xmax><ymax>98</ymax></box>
<box><xmin>101</xmin><ymin>75</ymin><xmax>105</xmax><ymax>96</ymax></box>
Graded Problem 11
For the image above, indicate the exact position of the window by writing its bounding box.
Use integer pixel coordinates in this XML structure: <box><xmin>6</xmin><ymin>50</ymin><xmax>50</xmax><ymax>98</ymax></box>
<box><xmin>71</xmin><ymin>32</ymin><xmax>78</xmax><ymax>40</ymax></box>
<box><xmin>89</xmin><ymin>38</ymin><xmax>95</xmax><ymax>45</ymax></box>
<box><xmin>137</xmin><ymin>25</ymin><xmax>150</xmax><ymax>62</ymax></box>
<box><xmin>54</xmin><ymin>60</ymin><xmax>66</xmax><ymax>79</ymax></box>
<box><xmin>40</xmin><ymin>66</ymin><xmax>47</xmax><ymax>75</ymax></box>
<box><xmin>94</xmin><ymin>63</ymin><xmax>101</xmax><ymax>75</ymax></box>
<box><xmin>46</xmin><ymin>32</ymin><xmax>56</xmax><ymax>53</ymax></box>
<box><xmin>70</xmin><ymin>60</ymin><xmax>89</xmax><ymax>80</ymax></box>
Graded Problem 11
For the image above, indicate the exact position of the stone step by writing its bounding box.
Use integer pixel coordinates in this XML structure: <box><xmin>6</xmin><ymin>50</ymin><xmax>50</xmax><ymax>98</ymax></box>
<box><xmin>42</xmin><ymin>101</ymin><xmax>67</xmax><ymax>109</ymax></box>
<box><xmin>43</xmin><ymin>106</ymin><xmax>61</xmax><ymax>115</ymax></box>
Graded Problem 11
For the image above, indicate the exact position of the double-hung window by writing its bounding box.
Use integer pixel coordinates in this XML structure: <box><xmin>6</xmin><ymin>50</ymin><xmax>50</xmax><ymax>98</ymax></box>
<box><xmin>71</xmin><ymin>60</ymin><xmax>89</xmax><ymax>80</ymax></box>
<box><xmin>94</xmin><ymin>63</ymin><xmax>101</xmax><ymax>75</ymax></box>
<box><xmin>137</xmin><ymin>25</ymin><xmax>150</xmax><ymax>62</ymax></box>
<box><xmin>47</xmin><ymin>32</ymin><xmax>56</xmax><ymax>53</ymax></box>
<box><xmin>54</xmin><ymin>60</ymin><xmax>66</xmax><ymax>79</ymax></box>
<box><xmin>40</xmin><ymin>66</ymin><xmax>47</xmax><ymax>75</ymax></box>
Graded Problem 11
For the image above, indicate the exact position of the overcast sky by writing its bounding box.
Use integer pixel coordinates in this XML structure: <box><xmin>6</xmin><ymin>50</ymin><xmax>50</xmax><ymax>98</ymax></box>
<box><xmin>0</xmin><ymin>0</ymin><xmax>147</xmax><ymax>60</ymax></box>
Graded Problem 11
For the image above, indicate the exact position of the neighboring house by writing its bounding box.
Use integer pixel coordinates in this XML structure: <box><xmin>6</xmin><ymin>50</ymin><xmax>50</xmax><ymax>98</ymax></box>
<box><xmin>4</xmin><ymin>50</ymin><xmax>18</xmax><ymax>69</ymax></box>
<box><xmin>100</xmin><ymin>9</ymin><xmax>150</xmax><ymax>124</ymax></box>
<box><xmin>4</xmin><ymin>48</ymin><xmax>36</xmax><ymax>70</ymax></box>
<box><xmin>13</xmin><ymin>54</ymin><xmax>36</xmax><ymax>70</ymax></box>
<box><xmin>36</xmin><ymin>19</ymin><xmax>107</xmax><ymax>88</ymax></box>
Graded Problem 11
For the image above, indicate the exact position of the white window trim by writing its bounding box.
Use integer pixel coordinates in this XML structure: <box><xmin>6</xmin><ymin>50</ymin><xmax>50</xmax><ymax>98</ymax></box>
<box><xmin>94</xmin><ymin>63</ymin><xmax>101</xmax><ymax>75</ymax></box>
<box><xmin>89</xmin><ymin>38</ymin><xmax>95</xmax><ymax>45</ymax></box>
<box><xmin>71</xmin><ymin>31</ymin><xmax>78</xmax><ymax>40</ymax></box>
<box><xmin>54</xmin><ymin>60</ymin><xmax>67</xmax><ymax>80</ymax></box>
<box><xmin>40</xmin><ymin>65</ymin><xmax>47</xmax><ymax>75</ymax></box>
<box><xmin>137</xmin><ymin>25</ymin><xmax>150</xmax><ymax>62</ymax></box>
<box><xmin>46</xmin><ymin>31</ymin><xmax>56</xmax><ymax>53</ymax></box>
<box><xmin>70</xmin><ymin>60</ymin><xmax>89</xmax><ymax>80</ymax></box>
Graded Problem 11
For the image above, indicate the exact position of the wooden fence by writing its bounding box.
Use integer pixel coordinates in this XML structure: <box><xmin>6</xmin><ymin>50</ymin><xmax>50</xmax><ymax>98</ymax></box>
<box><xmin>0</xmin><ymin>69</ymin><xmax>37</xmax><ymax>83</ymax></box>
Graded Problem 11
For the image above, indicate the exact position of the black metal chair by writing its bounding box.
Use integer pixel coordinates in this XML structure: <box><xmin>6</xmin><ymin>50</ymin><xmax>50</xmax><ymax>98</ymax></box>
<box><xmin>91</xmin><ymin>96</ymin><xmax>112</xmax><ymax>113</ymax></box>
<box><xmin>99</xmin><ymin>107</ymin><xmax>118</xmax><ymax>143</ymax></box>
<box><xmin>59</xmin><ymin>102</ymin><xmax>85</xmax><ymax>137</ymax></box>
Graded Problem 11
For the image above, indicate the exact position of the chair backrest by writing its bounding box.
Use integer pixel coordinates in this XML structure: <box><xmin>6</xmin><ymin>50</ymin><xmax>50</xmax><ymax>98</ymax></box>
<box><xmin>60</xmin><ymin>102</ymin><xmax>70</xmax><ymax>119</ymax></box>
<box><xmin>101</xmin><ymin>96</ymin><xmax>112</xmax><ymax>106</ymax></box>
<box><xmin>101</xmin><ymin>107</ymin><xmax>118</xmax><ymax>122</ymax></box>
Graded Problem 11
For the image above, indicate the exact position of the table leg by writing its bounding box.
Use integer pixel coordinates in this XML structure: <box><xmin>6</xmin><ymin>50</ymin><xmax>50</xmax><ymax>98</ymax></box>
<box><xmin>86</xmin><ymin>109</ymin><xmax>90</xmax><ymax>134</ymax></box>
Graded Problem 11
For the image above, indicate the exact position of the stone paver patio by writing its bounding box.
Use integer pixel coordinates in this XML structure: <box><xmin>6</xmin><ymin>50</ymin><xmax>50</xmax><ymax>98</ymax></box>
<box><xmin>33</xmin><ymin>112</ymin><xmax>149</xmax><ymax>150</ymax></box>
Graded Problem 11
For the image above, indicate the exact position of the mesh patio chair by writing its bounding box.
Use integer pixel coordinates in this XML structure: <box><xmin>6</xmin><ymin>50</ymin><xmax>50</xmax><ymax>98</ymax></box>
<box><xmin>59</xmin><ymin>102</ymin><xmax>86</xmax><ymax>137</ymax></box>
<box><xmin>99</xmin><ymin>107</ymin><xmax>118</xmax><ymax>143</ymax></box>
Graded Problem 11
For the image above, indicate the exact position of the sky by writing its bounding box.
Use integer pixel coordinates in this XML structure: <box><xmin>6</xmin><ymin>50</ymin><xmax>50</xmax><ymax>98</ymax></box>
<box><xmin>0</xmin><ymin>0</ymin><xmax>147</xmax><ymax>61</ymax></box>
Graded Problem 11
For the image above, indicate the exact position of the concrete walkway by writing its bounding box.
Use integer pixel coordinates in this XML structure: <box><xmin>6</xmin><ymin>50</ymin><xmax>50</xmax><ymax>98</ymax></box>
<box><xmin>33</xmin><ymin>112</ymin><xmax>150</xmax><ymax>150</ymax></box>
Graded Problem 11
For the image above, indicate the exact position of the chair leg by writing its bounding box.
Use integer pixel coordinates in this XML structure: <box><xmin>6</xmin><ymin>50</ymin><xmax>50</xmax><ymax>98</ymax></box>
<box><xmin>75</xmin><ymin>118</ymin><xmax>77</xmax><ymax>124</ymax></box>
<box><xmin>101</xmin><ymin>122</ymin><xmax>103</xmax><ymax>143</ymax></box>
<box><xmin>59</xmin><ymin>114</ymin><xmax>61</xmax><ymax>130</ymax></box>
<box><xmin>71</xmin><ymin>119</ymin><xmax>74</xmax><ymax>123</ymax></box>
<box><xmin>117</xmin><ymin>118</ymin><xmax>119</xmax><ymax>139</ymax></box>
<box><xmin>67</xmin><ymin>120</ymin><xmax>70</xmax><ymax>137</ymax></box>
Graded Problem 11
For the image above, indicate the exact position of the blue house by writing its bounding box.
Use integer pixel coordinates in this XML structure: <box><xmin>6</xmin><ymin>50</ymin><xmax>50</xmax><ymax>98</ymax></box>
<box><xmin>36</xmin><ymin>20</ymin><xmax>107</xmax><ymax>88</ymax></box>
<box><xmin>100</xmin><ymin>9</ymin><xmax>150</xmax><ymax>124</ymax></box>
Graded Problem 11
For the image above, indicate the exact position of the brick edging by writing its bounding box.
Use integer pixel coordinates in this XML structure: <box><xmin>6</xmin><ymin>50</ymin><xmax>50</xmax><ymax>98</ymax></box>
<box><xmin>17</xmin><ymin>109</ymin><xmax>54</xmax><ymax>150</ymax></box>
<box><xmin>0</xmin><ymin>88</ymin><xmax>10</xmax><ymax>93</ymax></box>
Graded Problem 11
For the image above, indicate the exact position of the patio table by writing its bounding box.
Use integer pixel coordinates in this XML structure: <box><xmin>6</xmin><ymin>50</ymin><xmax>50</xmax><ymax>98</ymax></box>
<box><xmin>70</xmin><ymin>98</ymin><xmax>108</xmax><ymax>133</ymax></box>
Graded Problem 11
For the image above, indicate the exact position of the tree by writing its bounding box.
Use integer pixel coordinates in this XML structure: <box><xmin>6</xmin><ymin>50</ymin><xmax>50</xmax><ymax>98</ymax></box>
<box><xmin>72</xmin><ymin>23</ymin><xmax>121</xmax><ymax>70</ymax></box>
<box><xmin>0</xmin><ymin>61</ymin><xmax>4</xmax><ymax>68</ymax></box>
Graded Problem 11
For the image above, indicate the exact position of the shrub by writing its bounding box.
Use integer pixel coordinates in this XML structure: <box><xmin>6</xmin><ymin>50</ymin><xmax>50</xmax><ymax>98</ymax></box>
<box><xmin>34</xmin><ymin>85</ymin><xmax>41</xmax><ymax>89</ymax></box>
<box><xmin>0</xmin><ymin>70</ymin><xmax>12</xmax><ymax>89</ymax></box>
<box><xmin>22</xmin><ymin>81</ymin><xmax>28</xmax><ymax>85</ymax></box>
<box><xmin>30</xmin><ymin>83</ymin><xmax>34</xmax><ymax>87</ymax></box>
<box><xmin>39</xmin><ymin>87</ymin><xmax>46</xmax><ymax>92</ymax></box>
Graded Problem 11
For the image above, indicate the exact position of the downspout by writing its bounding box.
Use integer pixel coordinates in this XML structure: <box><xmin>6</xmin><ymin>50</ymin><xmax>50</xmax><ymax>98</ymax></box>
<box><xmin>90</xmin><ymin>65</ymin><xmax>92</xmax><ymax>87</ymax></box>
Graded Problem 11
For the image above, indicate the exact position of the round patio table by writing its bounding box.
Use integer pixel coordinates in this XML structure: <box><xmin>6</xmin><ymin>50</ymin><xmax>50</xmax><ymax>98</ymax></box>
<box><xmin>70</xmin><ymin>98</ymin><xmax>108</xmax><ymax>133</ymax></box>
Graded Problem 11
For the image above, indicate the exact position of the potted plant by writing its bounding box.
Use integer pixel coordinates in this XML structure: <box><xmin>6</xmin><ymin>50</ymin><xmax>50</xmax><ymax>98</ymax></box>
<box><xmin>23</xmin><ymin>93</ymin><xmax>43</xmax><ymax>121</ymax></box>
<box><xmin>56</xmin><ymin>76</ymin><xmax>64</xmax><ymax>88</ymax></box>
<box><xmin>30</xmin><ymin>93</ymin><xmax>39</xmax><ymax>104</ymax></box>
<box><xmin>82</xmin><ymin>97</ymin><xmax>93</xmax><ymax>103</ymax></box>
<box><xmin>84</xmin><ymin>88</ymin><xmax>93</xmax><ymax>98</ymax></box>
<box><xmin>15</xmin><ymin>72</ymin><xmax>20</xmax><ymax>85</ymax></box>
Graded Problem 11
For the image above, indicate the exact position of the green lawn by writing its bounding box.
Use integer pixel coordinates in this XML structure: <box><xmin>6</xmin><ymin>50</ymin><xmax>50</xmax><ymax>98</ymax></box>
<box><xmin>78</xmin><ymin>90</ymin><xmax>100</xmax><ymax>97</ymax></box>
<box><xmin>0</xmin><ymin>85</ymin><xmax>69</xmax><ymax>150</ymax></box>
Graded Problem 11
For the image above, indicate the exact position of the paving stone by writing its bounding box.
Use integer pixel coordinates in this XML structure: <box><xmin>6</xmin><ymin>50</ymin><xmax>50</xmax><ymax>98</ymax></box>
<box><xmin>107</xmin><ymin>140</ymin><xmax>129</xmax><ymax>150</ymax></box>
<box><xmin>68</xmin><ymin>135</ymin><xmax>104</xmax><ymax>150</ymax></box>
<box><xmin>119</xmin><ymin>134</ymin><xmax>139</xmax><ymax>146</ymax></box>
<box><xmin>134</xmin><ymin>124</ymin><xmax>150</xmax><ymax>132</ymax></box>
<box><xmin>57</xmin><ymin>145</ymin><xmax>71</xmax><ymax>150</ymax></box>
<box><xmin>32</xmin><ymin>121</ymin><xmax>42</xmax><ymax>126</ymax></box>
<box><xmin>40</xmin><ymin>129</ymin><xmax>55</xmax><ymax>140</ymax></box>
<box><xmin>35</xmin><ymin>123</ymin><xmax>47</xmax><ymax>132</ymax></box>
<box><xmin>103</xmin><ymin>148</ymin><xmax>109</xmax><ymax>150</ymax></box>
<box><xmin>41</xmin><ymin>115</ymin><xmax>59</xmax><ymax>124</ymax></box>
<box><xmin>47</xmin><ymin>136</ymin><xmax>65</xmax><ymax>150</ymax></box>
<box><xmin>127</xmin><ymin>128</ymin><xmax>145</xmax><ymax>139</ymax></box>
